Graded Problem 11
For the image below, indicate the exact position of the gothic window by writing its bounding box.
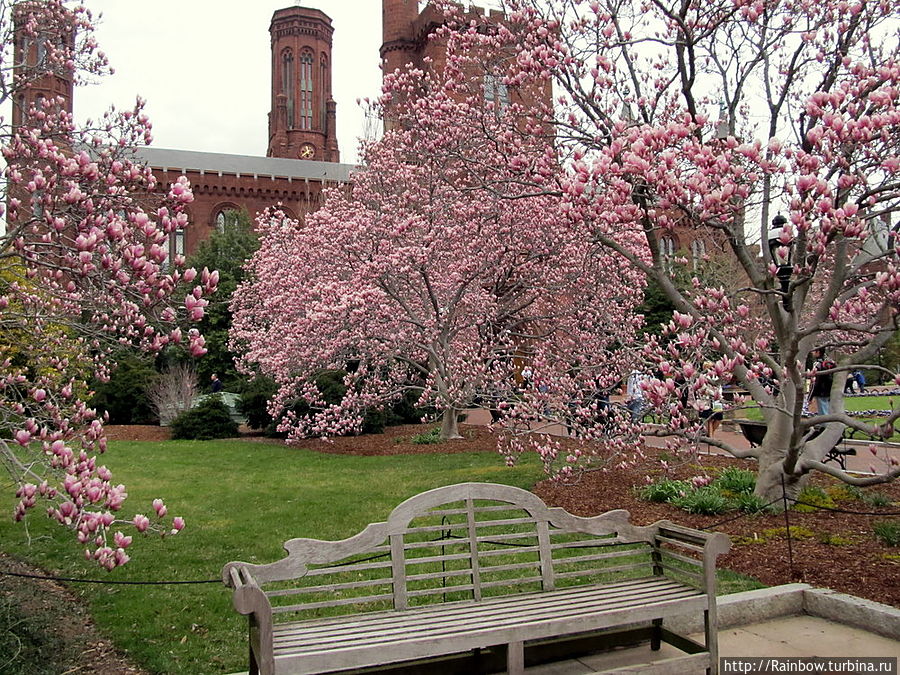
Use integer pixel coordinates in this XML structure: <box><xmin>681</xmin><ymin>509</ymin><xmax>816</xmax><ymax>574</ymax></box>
<box><xmin>691</xmin><ymin>239</ymin><xmax>707</xmax><ymax>270</ymax></box>
<box><xmin>215</xmin><ymin>210</ymin><xmax>226</xmax><ymax>233</ymax></box>
<box><xmin>300</xmin><ymin>50</ymin><xmax>314</xmax><ymax>130</ymax></box>
<box><xmin>281</xmin><ymin>49</ymin><xmax>294</xmax><ymax>129</ymax></box>
<box><xmin>168</xmin><ymin>227</ymin><xmax>185</xmax><ymax>267</ymax></box>
<box><xmin>484</xmin><ymin>73</ymin><xmax>509</xmax><ymax>114</ymax></box>
<box><xmin>320</xmin><ymin>54</ymin><xmax>328</xmax><ymax>127</ymax></box>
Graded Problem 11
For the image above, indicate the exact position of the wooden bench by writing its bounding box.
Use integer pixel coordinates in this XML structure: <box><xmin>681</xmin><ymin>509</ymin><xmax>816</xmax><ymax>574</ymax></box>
<box><xmin>222</xmin><ymin>482</ymin><xmax>731</xmax><ymax>675</ymax></box>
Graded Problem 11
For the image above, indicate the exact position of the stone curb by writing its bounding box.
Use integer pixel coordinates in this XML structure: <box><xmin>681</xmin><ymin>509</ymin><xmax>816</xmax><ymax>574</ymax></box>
<box><xmin>665</xmin><ymin>583</ymin><xmax>811</xmax><ymax>634</ymax></box>
<box><xmin>666</xmin><ymin>583</ymin><xmax>900</xmax><ymax>640</ymax></box>
<box><xmin>803</xmin><ymin>587</ymin><xmax>900</xmax><ymax>641</ymax></box>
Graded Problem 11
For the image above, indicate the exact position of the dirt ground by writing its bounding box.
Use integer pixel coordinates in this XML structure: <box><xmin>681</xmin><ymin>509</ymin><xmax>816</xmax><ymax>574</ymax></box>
<box><xmin>4</xmin><ymin>423</ymin><xmax>898</xmax><ymax>673</ymax></box>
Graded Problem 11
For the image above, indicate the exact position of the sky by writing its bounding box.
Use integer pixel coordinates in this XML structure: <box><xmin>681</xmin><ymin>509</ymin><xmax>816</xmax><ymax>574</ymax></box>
<box><xmin>75</xmin><ymin>1</ymin><xmax>388</xmax><ymax>165</ymax></box>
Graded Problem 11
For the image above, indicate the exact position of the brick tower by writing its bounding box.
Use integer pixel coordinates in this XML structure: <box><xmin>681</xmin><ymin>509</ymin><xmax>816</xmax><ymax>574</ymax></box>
<box><xmin>11</xmin><ymin>2</ymin><xmax>74</xmax><ymax>129</ymax></box>
<box><xmin>268</xmin><ymin>5</ymin><xmax>339</xmax><ymax>162</ymax></box>
<box><xmin>380</xmin><ymin>0</ymin><xmax>421</xmax><ymax>75</ymax></box>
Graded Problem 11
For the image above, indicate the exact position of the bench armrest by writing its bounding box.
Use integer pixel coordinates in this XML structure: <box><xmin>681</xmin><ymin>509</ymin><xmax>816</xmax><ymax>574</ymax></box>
<box><xmin>222</xmin><ymin>562</ymin><xmax>275</xmax><ymax>673</ymax></box>
<box><xmin>653</xmin><ymin>521</ymin><xmax>731</xmax><ymax>560</ymax></box>
<box><xmin>649</xmin><ymin>521</ymin><xmax>731</xmax><ymax>595</ymax></box>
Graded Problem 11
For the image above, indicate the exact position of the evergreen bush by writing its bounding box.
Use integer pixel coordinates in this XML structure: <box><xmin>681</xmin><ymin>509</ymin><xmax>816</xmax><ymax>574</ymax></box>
<box><xmin>170</xmin><ymin>396</ymin><xmax>239</xmax><ymax>440</ymax></box>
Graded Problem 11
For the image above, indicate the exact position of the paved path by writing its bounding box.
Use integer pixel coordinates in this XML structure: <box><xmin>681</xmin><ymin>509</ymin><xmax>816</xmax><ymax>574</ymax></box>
<box><xmin>463</xmin><ymin>407</ymin><xmax>899</xmax><ymax>476</ymax></box>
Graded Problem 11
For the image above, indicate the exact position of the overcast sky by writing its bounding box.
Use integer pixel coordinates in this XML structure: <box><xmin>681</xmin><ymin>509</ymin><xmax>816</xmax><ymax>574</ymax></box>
<box><xmin>76</xmin><ymin>1</ymin><xmax>387</xmax><ymax>165</ymax></box>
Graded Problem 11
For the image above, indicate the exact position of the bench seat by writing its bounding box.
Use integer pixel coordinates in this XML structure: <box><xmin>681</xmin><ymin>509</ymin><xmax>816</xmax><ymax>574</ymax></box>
<box><xmin>271</xmin><ymin>578</ymin><xmax>706</xmax><ymax>673</ymax></box>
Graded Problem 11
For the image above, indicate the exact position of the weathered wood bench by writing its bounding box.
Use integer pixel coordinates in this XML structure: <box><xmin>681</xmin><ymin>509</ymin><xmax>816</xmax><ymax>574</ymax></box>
<box><xmin>222</xmin><ymin>482</ymin><xmax>730</xmax><ymax>675</ymax></box>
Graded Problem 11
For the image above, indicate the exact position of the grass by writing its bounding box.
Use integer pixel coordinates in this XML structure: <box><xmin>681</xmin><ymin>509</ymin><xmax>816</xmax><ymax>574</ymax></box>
<box><xmin>0</xmin><ymin>438</ymin><xmax>763</xmax><ymax>674</ymax></box>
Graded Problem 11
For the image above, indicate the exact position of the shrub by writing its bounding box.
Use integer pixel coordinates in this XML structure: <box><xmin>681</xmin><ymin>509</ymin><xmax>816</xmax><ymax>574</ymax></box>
<box><xmin>170</xmin><ymin>396</ymin><xmax>239</xmax><ymax>440</ymax></box>
<box><xmin>636</xmin><ymin>478</ymin><xmax>691</xmax><ymax>503</ymax></box>
<box><xmin>873</xmin><ymin>520</ymin><xmax>900</xmax><ymax>547</ymax></box>
<box><xmin>671</xmin><ymin>487</ymin><xmax>731</xmax><ymax>515</ymax></box>
<box><xmin>734</xmin><ymin>493</ymin><xmax>770</xmax><ymax>514</ymax></box>
<box><xmin>410</xmin><ymin>426</ymin><xmax>442</xmax><ymax>445</ymax></box>
<box><xmin>146</xmin><ymin>363</ymin><xmax>198</xmax><ymax>426</ymax></box>
<box><xmin>711</xmin><ymin>467</ymin><xmax>756</xmax><ymax>495</ymax></box>
<box><xmin>237</xmin><ymin>376</ymin><xmax>278</xmax><ymax>430</ymax></box>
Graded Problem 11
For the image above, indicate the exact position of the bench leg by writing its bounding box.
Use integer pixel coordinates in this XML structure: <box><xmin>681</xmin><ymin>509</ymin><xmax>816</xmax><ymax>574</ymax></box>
<box><xmin>705</xmin><ymin>609</ymin><xmax>718</xmax><ymax>675</ymax></box>
<box><xmin>651</xmin><ymin>618</ymin><xmax>663</xmax><ymax>651</ymax></box>
<box><xmin>249</xmin><ymin>641</ymin><xmax>259</xmax><ymax>675</ymax></box>
<box><xmin>507</xmin><ymin>640</ymin><xmax>524</xmax><ymax>675</ymax></box>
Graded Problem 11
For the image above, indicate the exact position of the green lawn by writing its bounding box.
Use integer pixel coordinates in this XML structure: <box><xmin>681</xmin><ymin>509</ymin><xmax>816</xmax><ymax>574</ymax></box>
<box><xmin>0</xmin><ymin>438</ymin><xmax>761</xmax><ymax>674</ymax></box>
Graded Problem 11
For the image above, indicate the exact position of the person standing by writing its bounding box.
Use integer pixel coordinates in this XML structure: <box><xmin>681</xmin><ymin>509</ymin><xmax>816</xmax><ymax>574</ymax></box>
<box><xmin>808</xmin><ymin>349</ymin><xmax>834</xmax><ymax>415</ymax></box>
<box><xmin>623</xmin><ymin>369</ymin><xmax>647</xmax><ymax>422</ymax></box>
<box><xmin>210</xmin><ymin>373</ymin><xmax>223</xmax><ymax>393</ymax></box>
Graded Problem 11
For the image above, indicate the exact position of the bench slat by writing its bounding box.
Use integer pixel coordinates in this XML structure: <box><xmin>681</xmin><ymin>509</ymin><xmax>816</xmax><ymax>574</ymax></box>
<box><xmin>266</xmin><ymin>576</ymin><xmax>390</xmax><ymax>598</ymax></box>
<box><xmin>271</xmin><ymin>592</ymin><xmax>394</xmax><ymax>614</ymax></box>
<box><xmin>554</xmin><ymin>561</ymin><xmax>651</xmax><ymax>580</ymax></box>
<box><xmin>655</xmin><ymin>534</ymin><xmax>705</xmax><ymax>554</ymax></box>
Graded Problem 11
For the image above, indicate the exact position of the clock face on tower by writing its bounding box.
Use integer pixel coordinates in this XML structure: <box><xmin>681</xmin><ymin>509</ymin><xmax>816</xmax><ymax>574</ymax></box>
<box><xmin>299</xmin><ymin>143</ymin><xmax>315</xmax><ymax>159</ymax></box>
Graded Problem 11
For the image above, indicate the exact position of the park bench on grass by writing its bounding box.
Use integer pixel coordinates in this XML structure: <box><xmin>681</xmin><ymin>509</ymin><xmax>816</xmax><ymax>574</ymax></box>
<box><xmin>222</xmin><ymin>482</ymin><xmax>731</xmax><ymax>675</ymax></box>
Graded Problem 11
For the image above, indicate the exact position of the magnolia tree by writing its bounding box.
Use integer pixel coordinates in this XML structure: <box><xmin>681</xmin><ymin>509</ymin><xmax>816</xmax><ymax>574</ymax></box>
<box><xmin>231</xmin><ymin>69</ymin><xmax>645</xmax><ymax>469</ymax></box>
<box><xmin>433</xmin><ymin>0</ymin><xmax>900</xmax><ymax>499</ymax></box>
<box><xmin>1</xmin><ymin>1</ymin><xmax>216</xmax><ymax>567</ymax></box>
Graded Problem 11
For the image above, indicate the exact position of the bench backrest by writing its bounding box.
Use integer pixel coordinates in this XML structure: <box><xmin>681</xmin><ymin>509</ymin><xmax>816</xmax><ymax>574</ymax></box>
<box><xmin>225</xmin><ymin>482</ymin><xmax>714</xmax><ymax>623</ymax></box>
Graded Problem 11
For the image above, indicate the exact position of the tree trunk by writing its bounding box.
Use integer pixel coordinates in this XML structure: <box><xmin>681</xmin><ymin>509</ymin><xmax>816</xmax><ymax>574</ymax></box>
<box><xmin>439</xmin><ymin>407</ymin><xmax>463</xmax><ymax>440</ymax></box>
<box><xmin>753</xmin><ymin>448</ymin><xmax>809</xmax><ymax>509</ymax></box>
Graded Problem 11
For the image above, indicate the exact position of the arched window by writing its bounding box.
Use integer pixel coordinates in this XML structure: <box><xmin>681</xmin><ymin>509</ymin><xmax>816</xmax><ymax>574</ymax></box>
<box><xmin>281</xmin><ymin>49</ymin><xmax>294</xmax><ymax>129</ymax></box>
<box><xmin>215</xmin><ymin>210</ymin><xmax>226</xmax><ymax>233</ymax></box>
<box><xmin>321</xmin><ymin>54</ymin><xmax>329</xmax><ymax>125</ymax></box>
<box><xmin>691</xmin><ymin>239</ymin><xmax>707</xmax><ymax>270</ymax></box>
<box><xmin>300</xmin><ymin>50</ymin><xmax>314</xmax><ymax>130</ymax></box>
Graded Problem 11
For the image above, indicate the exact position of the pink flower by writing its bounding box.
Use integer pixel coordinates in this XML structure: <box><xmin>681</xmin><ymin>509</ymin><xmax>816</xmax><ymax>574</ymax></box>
<box><xmin>172</xmin><ymin>516</ymin><xmax>185</xmax><ymax>532</ymax></box>
<box><xmin>133</xmin><ymin>514</ymin><xmax>150</xmax><ymax>533</ymax></box>
<box><xmin>152</xmin><ymin>498</ymin><xmax>167</xmax><ymax>518</ymax></box>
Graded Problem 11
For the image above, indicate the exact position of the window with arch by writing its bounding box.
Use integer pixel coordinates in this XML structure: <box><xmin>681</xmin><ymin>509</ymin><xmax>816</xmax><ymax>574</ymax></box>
<box><xmin>214</xmin><ymin>207</ymin><xmax>241</xmax><ymax>234</ymax></box>
<box><xmin>691</xmin><ymin>238</ymin><xmax>707</xmax><ymax>270</ymax></box>
<box><xmin>281</xmin><ymin>49</ymin><xmax>294</xmax><ymax>129</ymax></box>
<box><xmin>299</xmin><ymin>50</ymin><xmax>314</xmax><ymax>130</ymax></box>
<box><xmin>321</xmin><ymin>54</ymin><xmax>329</xmax><ymax>124</ymax></box>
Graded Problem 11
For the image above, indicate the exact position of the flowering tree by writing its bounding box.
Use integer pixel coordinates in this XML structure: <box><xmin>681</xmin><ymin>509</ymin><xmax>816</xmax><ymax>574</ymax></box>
<box><xmin>434</xmin><ymin>0</ymin><xmax>900</xmax><ymax>500</ymax></box>
<box><xmin>1</xmin><ymin>1</ymin><xmax>216</xmax><ymax>567</ymax></box>
<box><xmin>231</xmin><ymin>68</ymin><xmax>644</xmax><ymax>468</ymax></box>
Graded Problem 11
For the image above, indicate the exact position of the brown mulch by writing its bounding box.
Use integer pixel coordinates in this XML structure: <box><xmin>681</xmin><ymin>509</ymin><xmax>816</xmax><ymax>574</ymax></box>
<box><xmin>0</xmin><ymin>552</ymin><xmax>144</xmax><ymax>674</ymax></box>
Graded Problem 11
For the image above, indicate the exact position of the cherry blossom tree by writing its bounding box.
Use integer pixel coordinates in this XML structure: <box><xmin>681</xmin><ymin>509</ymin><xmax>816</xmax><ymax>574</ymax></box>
<box><xmin>231</xmin><ymin>67</ymin><xmax>644</xmax><ymax>466</ymax></box>
<box><xmin>433</xmin><ymin>0</ymin><xmax>900</xmax><ymax>500</ymax></box>
<box><xmin>1</xmin><ymin>1</ymin><xmax>216</xmax><ymax>567</ymax></box>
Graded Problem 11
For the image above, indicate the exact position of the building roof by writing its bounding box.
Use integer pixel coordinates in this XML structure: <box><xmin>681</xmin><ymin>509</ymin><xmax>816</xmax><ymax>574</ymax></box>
<box><xmin>132</xmin><ymin>146</ymin><xmax>356</xmax><ymax>183</ymax></box>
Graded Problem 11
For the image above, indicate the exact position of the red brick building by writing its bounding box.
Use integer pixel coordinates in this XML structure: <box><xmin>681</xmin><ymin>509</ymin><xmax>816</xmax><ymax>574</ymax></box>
<box><xmin>13</xmin><ymin>4</ymin><xmax>353</xmax><ymax>260</ymax></box>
